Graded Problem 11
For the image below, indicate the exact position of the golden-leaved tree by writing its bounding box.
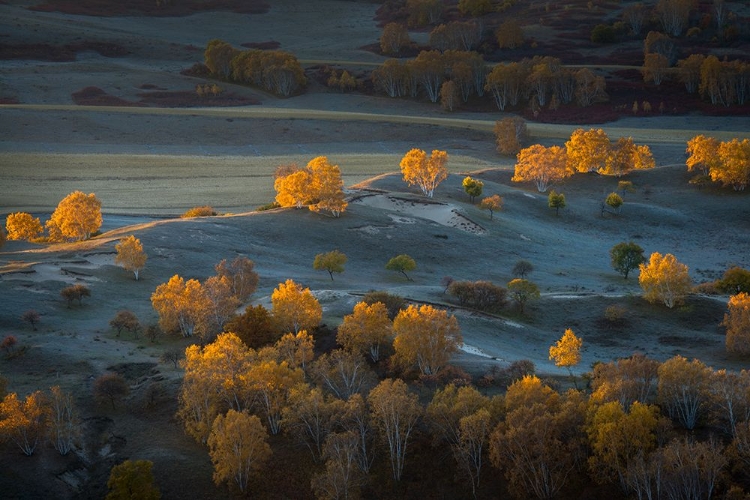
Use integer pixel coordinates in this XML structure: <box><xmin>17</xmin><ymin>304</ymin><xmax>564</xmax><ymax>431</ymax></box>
<box><xmin>313</xmin><ymin>250</ymin><xmax>347</xmax><ymax>281</ymax></box>
<box><xmin>657</xmin><ymin>355</ymin><xmax>712</xmax><ymax>430</ymax></box>
<box><xmin>151</xmin><ymin>275</ymin><xmax>211</xmax><ymax>338</ymax></box>
<box><xmin>271</xmin><ymin>279</ymin><xmax>322</xmax><ymax>334</ymax></box>
<box><xmin>392</xmin><ymin>304</ymin><xmax>462</xmax><ymax>376</ymax></box>
<box><xmin>337</xmin><ymin>301</ymin><xmax>393</xmax><ymax>363</ymax></box>
<box><xmin>0</xmin><ymin>391</ymin><xmax>49</xmax><ymax>456</ymax></box>
<box><xmin>565</xmin><ymin>128</ymin><xmax>611</xmax><ymax>173</ymax></box>
<box><xmin>5</xmin><ymin>212</ymin><xmax>43</xmax><ymax>241</ymax></box>
<box><xmin>686</xmin><ymin>134</ymin><xmax>721</xmax><ymax>176</ymax></box>
<box><xmin>114</xmin><ymin>235</ymin><xmax>147</xmax><ymax>280</ymax></box>
<box><xmin>46</xmin><ymin>191</ymin><xmax>102</xmax><ymax>242</ymax></box>
<box><xmin>479</xmin><ymin>194</ymin><xmax>503</xmax><ymax>220</ymax></box>
<box><xmin>245</xmin><ymin>358</ymin><xmax>305</xmax><ymax>435</ymax></box>
<box><xmin>638</xmin><ymin>252</ymin><xmax>692</xmax><ymax>308</ymax></box>
<box><xmin>274</xmin><ymin>168</ymin><xmax>311</xmax><ymax>209</ymax></box>
<box><xmin>399</xmin><ymin>148</ymin><xmax>449</xmax><ymax>198</ymax></box>
<box><xmin>494</xmin><ymin>117</ymin><xmax>528</xmax><ymax>155</ymax></box>
<box><xmin>715</xmin><ymin>138</ymin><xmax>750</xmax><ymax>191</ymax></box>
<box><xmin>723</xmin><ymin>292</ymin><xmax>750</xmax><ymax>355</ymax></box>
<box><xmin>601</xmin><ymin>137</ymin><xmax>655</xmax><ymax>177</ymax></box>
<box><xmin>512</xmin><ymin>144</ymin><xmax>572</xmax><ymax>192</ymax></box>
<box><xmin>274</xmin><ymin>157</ymin><xmax>347</xmax><ymax>216</ymax></box>
<box><xmin>207</xmin><ymin>410</ymin><xmax>271</xmax><ymax>493</ymax></box>
<box><xmin>105</xmin><ymin>459</ymin><xmax>161</xmax><ymax>500</ymax></box>
<box><xmin>549</xmin><ymin>328</ymin><xmax>583</xmax><ymax>386</ymax></box>
<box><xmin>215</xmin><ymin>256</ymin><xmax>259</xmax><ymax>302</ymax></box>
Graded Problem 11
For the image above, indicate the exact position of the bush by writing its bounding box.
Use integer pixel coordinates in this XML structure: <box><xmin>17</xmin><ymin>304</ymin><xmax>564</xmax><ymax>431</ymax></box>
<box><xmin>448</xmin><ymin>280</ymin><xmax>506</xmax><ymax>312</ymax></box>
<box><xmin>61</xmin><ymin>284</ymin><xmax>90</xmax><ymax>308</ymax></box>
<box><xmin>718</xmin><ymin>267</ymin><xmax>750</xmax><ymax>294</ymax></box>
<box><xmin>181</xmin><ymin>206</ymin><xmax>216</xmax><ymax>218</ymax></box>
<box><xmin>93</xmin><ymin>373</ymin><xmax>129</xmax><ymax>410</ymax></box>
<box><xmin>362</xmin><ymin>291</ymin><xmax>406</xmax><ymax>320</ymax></box>
<box><xmin>591</xmin><ymin>24</ymin><xmax>616</xmax><ymax>43</ymax></box>
<box><xmin>256</xmin><ymin>202</ymin><xmax>281</xmax><ymax>212</ymax></box>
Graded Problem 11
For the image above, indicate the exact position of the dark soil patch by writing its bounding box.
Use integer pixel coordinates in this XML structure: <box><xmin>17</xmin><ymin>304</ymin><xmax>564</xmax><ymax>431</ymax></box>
<box><xmin>0</xmin><ymin>42</ymin><xmax>128</xmax><ymax>62</ymax></box>
<box><xmin>71</xmin><ymin>86</ymin><xmax>260</xmax><ymax>107</ymax></box>
<box><xmin>72</xmin><ymin>86</ymin><xmax>143</xmax><ymax>106</ymax></box>
<box><xmin>30</xmin><ymin>0</ymin><xmax>268</xmax><ymax>17</ymax></box>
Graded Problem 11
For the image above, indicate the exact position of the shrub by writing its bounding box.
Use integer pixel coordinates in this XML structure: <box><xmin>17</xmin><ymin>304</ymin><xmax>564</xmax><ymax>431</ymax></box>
<box><xmin>61</xmin><ymin>284</ymin><xmax>90</xmax><ymax>308</ymax></box>
<box><xmin>256</xmin><ymin>202</ymin><xmax>281</xmax><ymax>212</ymax></box>
<box><xmin>718</xmin><ymin>267</ymin><xmax>750</xmax><ymax>294</ymax></box>
<box><xmin>93</xmin><ymin>373</ymin><xmax>129</xmax><ymax>410</ymax></box>
<box><xmin>448</xmin><ymin>280</ymin><xmax>506</xmax><ymax>311</ymax></box>
<box><xmin>1</xmin><ymin>335</ymin><xmax>17</xmax><ymax>355</ymax></box>
<box><xmin>362</xmin><ymin>291</ymin><xmax>406</xmax><ymax>320</ymax></box>
<box><xmin>181</xmin><ymin>206</ymin><xmax>216</xmax><ymax>218</ymax></box>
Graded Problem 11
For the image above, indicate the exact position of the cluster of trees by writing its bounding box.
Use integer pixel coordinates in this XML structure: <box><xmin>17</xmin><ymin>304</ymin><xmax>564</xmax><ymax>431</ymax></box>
<box><xmin>686</xmin><ymin>135</ymin><xmax>750</xmax><ymax>191</ymax></box>
<box><xmin>5</xmin><ymin>191</ymin><xmax>102</xmax><ymax>243</ymax></box>
<box><xmin>150</xmin><ymin>256</ymin><xmax>259</xmax><ymax>344</ymax></box>
<box><xmin>203</xmin><ymin>39</ymin><xmax>305</xmax><ymax>97</ymax></box>
<box><xmin>511</xmin><ymin>128</ymin><xmax>655</xmax><ymax>192</ymax></box>
<box><xmin>274</xmin><ymin>156</ymin><xmax>347</xmax><ymax>217</ymax></box>
<box><xmin>446</xmin><ymin>278</ymin><xmax>541</xmax><ymax>315</ymax></box>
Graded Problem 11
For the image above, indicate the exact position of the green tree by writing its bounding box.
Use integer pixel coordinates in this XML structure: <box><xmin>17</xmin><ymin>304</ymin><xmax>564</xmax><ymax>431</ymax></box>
<box><xmin>548</xmin><ymin>190</ymin><xmax>566</xmax><ymax>215</ymax></box>
<box><xmin>313</xmin><ymin>250</ymin><xmax>347</xmax><ymax>281</ymax></box>
<box><xmin>610</xmin><ymin>241</ymin><xmax>646</xmax><ymax>279</ymax></box>
<box><xmin>507</xmin><ymin>279</ymin><xmax>540</xmax><ymax>314</ymax></box>
<box><xmin>106</xmin><ymin>460</ymin><xmax>161</xmax><ymax>500</ymax></box>
<box><xmin>605</xmin><ymin>192</ymin><xmax>624</xmax><ymax>213</ymax></box>
<box><xmin>462</xmin><ymin>176</ymin><xmax>484</xmax><ymax>203</ymax></box>
<box><xmin>386</xmin><ymin>254</ymin><xmax>417</xmax><ymax>281</ymax></box>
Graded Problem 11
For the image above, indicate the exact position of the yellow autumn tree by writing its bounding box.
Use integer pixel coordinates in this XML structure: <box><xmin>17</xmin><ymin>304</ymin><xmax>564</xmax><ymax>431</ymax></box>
<box><xmin>549</xmin><ymin>328</ymin><xmax>583</xmax><ymax>386</ymax></box>
<box><xmin>0</xmin><ymin>391</ymin><xmax>49</xmax><ymax>456</ymax></box>
<box><xmin>46</xmin><ymin>191</ymin><xmax>102</xmax><ymax>242</ymax></box>
<box><xmin>399</xmin><ymin>148</ymin><xmax>449</xmax><ymax>198</ymax></box>
<box><xmin>215</xmin><ymin>256</ymin><xmax>259</xmax><ymax>302</ymax></box>
<box><xmin>337</xmin><ymin>301</ymin><xmax>393</xmax><ymax>363</ymax></box>
<box><xmin>207</xmin><ymin>410</ymin><xmax>271</xmax><ymax>493</ymax></box>
<box><xmin>151</xmin><ymin>275</ymin><xmax>211</xmax><ymax>338</ymax></box>
<box><xmin>723</xmin><ymin>292</ymin><xmax>750</xmax><ymax>355</ymax></box>
<box><xmin>638</xmin><ymin>252</ymin><xmax>692</xmax><ymax>308</ymax></box>
<box><xmin>601</xmin><ymin>137</ymin><xmax>655</xmax><ymax>177</ymax></box>
<box><xmin>271</xmin><ymin>279</ymin><xmax>322</xmax><ymax>334</ymax></box>
<box><xmin>494</xmin><ymin>117</ymin><xmax>528</xmax><ymax>155</ymax></box>
<box><xmin>114</xmin><ymin>235</ymin><xmax>147</xmax><ymax>280</ymax></box>
<box><xmin>274</xmin><ymin>169</ymin><xmax>312</xmax><ymax>208</ymax></box>
<box><xmin>5</xmin><ymin>212</ymin><xmax>43</xmax><ymax>241</ymax></box>
<box><xmin>686</xmin><ymin>134</ymin><xmax>721</xmax><ymax>176</ymax></box>
<box><xmin>565</xmin><ymin>128</ymin><xmax>611</xmax><ymax>173</ymax></box>
<box><xmin>657</xmin><ymin>355</ymin><xmax>712</xmax><ymax>430</ymax></box>
<box><xmin>245</xmin><ymin>359</ymin><xmax>305</xmax><ymax>434</ymax></box>
<box><xmin>512</xmin><ymin>144</ymin><xmax>572</xmax><ymax>192</ymax></box>
<box><xmin>392</xmin><ymin>304</ymin><xmax>462</xmax><ymax>376</ymax></box>
<box><xmin>275</xmin><ymin>330</ymin><xmax>315</xmax><ymax>372</ymax></box>
<box><xmin>479</xmin><ymin>194</ymin><xmax>503</xmax><ymax>220</ymax></box>
<box><xmin>105</xmin><ymin>460</ymin><xmax>161</xmax><ymax>500</ymax></box>
<box><xmin>715</xmin><ymin>138</ymin><xmax>750</xmax><ymax>191</ymax></box>
<box><xmin>202</xmin><ymin>275</ymin><xmax>240</xmax><ymax>336</ymax></box>
<box><xmin>307</xmin><ymin>156</ymin><xmax>348</xmax><ymax>217</ymax></box>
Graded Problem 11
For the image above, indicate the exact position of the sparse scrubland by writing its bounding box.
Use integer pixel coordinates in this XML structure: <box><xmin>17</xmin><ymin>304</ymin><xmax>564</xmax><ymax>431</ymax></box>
<box><xmin>1</xmin><ymin>0</ymin><xmax>749</xmax><ymax>499</ymax></box>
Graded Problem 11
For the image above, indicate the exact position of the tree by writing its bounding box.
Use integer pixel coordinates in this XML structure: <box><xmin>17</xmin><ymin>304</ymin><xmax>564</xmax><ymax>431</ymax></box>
<box><xmin>656</xmin><ymin>0</ymin><xmax>695</xmax><ymax>36</ymax></box>
<box><xmin>677</xmin><ymin>54</ymin><xmax>705</xmax><ymax>94</ymax></box>
<box><xmin>392</xmin><ymin>304</ymin><xmax>462</xmax><ymax>376</ymax></box>
<box><xmin>512</xmin><ymin>145</ymin><xmax>572</xmax><ymax>192</ymax></box>
<box><xmin>5</xmin><ymin>212</ymin><xmax>43</xmax><ymax>241</ymax></box>
<box><xmin>406</xmin><ymin>0</ymin><xmax>443</xmax><ymax>27</ymax></box>
<box><xmin>605</xmin><ymin>192</ymin><xmax>624</xmax><ymax>214</ymax></box>
<box><xmin>575</xmin><ymin>68</ymin><xmax>607</xmax><ymax>107</ymax></box>
<box><xmin>590</xmin><ymin>354</ymin><xmax>660</xmax><ymax>408</ymax></box>
<box><xmin>485</xmin><ymin>62</ymin><xmax>527</xmax><ymax>110</ymax></box>
<box><xmin>380</xmin><ymin>22</ymin><xmax>410</xmax><ymax>55</ymax></box>
<box><xmin>512</xmin><ymin>260</ymin><xmax>533</xmax><ymax>279</ymax></box>
<box><xmin>408</xmin><ymin>50</ymin><xmax>445</xmax><ymax>103</ymax></box>
<box><xmin>686</xmin><ymin>134</ymin><xmax>721</xmax><ymax>176</ymax></box>
<box><xmin>208</xmin><ymin>410</ymin><xmax>271</xmax><ymax>493</ymax></box>
<box><xmin>724</xmin><ymin>293</ymin><xmax>750</xmax><ymax>355</ymax></box>
<box><xmin>48</xmin><ymin>385</ymin><xmax>79</xmax><ymax>456</ymax></box>
<box><xmin>337</xmin><ymin>301</ymin><xmax>392</xmax><ymax>363</ymax></box>
<box><xmin>363</xmin><ymin>291</ymin><xmax>407</xmax><ymax>320</ymax></box>
<box><xmin>94</xmin><ymin>373</ymin><xmax>129</xmax><ymax>410</ymax></box>
<box><xmin>601</xmin><ymin>137</ymin><xmax>655</xmax><ymax>177</ymax></box>
<box><xmin>638</xmin><ymin>252</ymin><xmax>692</xmax><ymax>308</ymax></box>
<box><xmin>271</xmin><ymin>279</ymin><xmax>322</xmax><ymax>334</ymax></box>
<box><xmin>495</xmin><ymin>19</ymin><xmax>525</xmax><ymax>49</ymax></box>
<box><xmin>225</xmin><ymin>304</ymin><xmax>277</xmax><ymax>349</ymax></box>
<box><xmin>507</xmin><ymin>279</ymin><xmax>540</xmax><ymax>314</ymax></box>
<box><xmin>426</xmin><ymin>383</ymin><xmax>490</xmax><ymax>449</ymax></box>
<box><xmin>1</xmin><ymin>335</ymin><xmax>17</xmax><ymax>356</ymax></box>
<box><xmin>548</xmin><ymin>190</ymin><xmax>566</xmax><ymax>215</ymax></box>
<box><xmin>715</xmin><ymin>138</ymin><xmax>750</xmax><ymax>191</ymax></box>
<box><xmin>159</xmin><ymin>348</ymin><xmax>182</xmax><ymax>369</ymax></box>
<box><xmin>105</xmin><ymin>460</ymin><xmax>160</xmax><ymax>500</ymax></box>
<box><xmin>440</xmin><ymin>80</ymin><xmax>459</xmax><ymax>111</ymax></box>
<box><xmin>306</xmin><ymin>156</ymin><xmax>348</xmax><ymax>217</ymax></box>
<box><xmin>643</xmin><ymin>53</ymin><xmax>670</xmax><ymax>86</ymax></box>
<box><xmin>21</xmin><ymin>309</ymin><xmax>40</xmax><ymax>331</ymax></box>
<box><xmin>246</xmin><ymin>359</ymin><xmax>305</xmax><ymax>434</ymax></box>
<box><xmin>0</xmin><ymin>391</ymin><xmax>49</xmax><ymax>456</ymax></box>
<box><xmin>151</xmin><ymin>275</ymin><xmax>210</xmax><ymax>339</ymax></box>
<box><xmin>311</xmin><ymin>349</ymin><xmax>375</xmax><ymax>401</ymax></box>
<box><xmin>549</xmin><ymin>328</ymin><xmax>583</xmax><ymax>381</ymax></box>
<box><xmin>313</xmin><ymin>250</ymin><xmax>347</xmax><ymax>281</ymax></box>
<box><xmin>372</xmin><ymin>59</ymin><xmax>409</xmax><ymax>97</ymax></box>
<box><xmin>622</xmin><ymin>2</ymin><xmax>647</xmax><ymax>35</ymax></box>
<box><xmin>494</xmin><ymin>117</ymin><xmax>528</xmax><ymax>155</ymax></box>
<box><xmin>274</xmin><ymin>169</ymin><xmax>312</xmax><ymax>209</ymax></box>
<box><xmin>657</xmin><ymin>355</ymin><xmax>712</xmax><ymax>430</ymax></box>
<box><xmin>368</xmin><ymin>378</ymin><xmax>422</xmax><ymax>481</ymax></box>
<box><xmin>565</xmin><ymin>128</ymin><xmax>611</xmax><ymax>173</ymax></box>
<box><xmin>203</xmin><ymin>275</ymin><xmax>240</xmax><ymax>337</ymax></box>
<box><xmin>46</xmin><ymin>191</ymin><xmax>102</xmax><ymax>242</ymax></box>
<box><xmin>718</xmin><ymin>267</ymin><xmax>750</xmax><ymax>294</ymax></box>
<box><xmin>275</xmin><ymin>330</ymin><xmax>315</xmax><ymax>372</ymax></box>
<box><xmin>61</xmin><ymin>284</ymin><xmax>90</xmax><ymax>308</ymax></box>
<box><xmin>399</xmin><ymin>148</ymin><xmax>449</xmax><ymax>198</ymax></box>
<box><xmin>312</xmin><ymin>431</ymin><xmax>365</xmax><ymax>500</ymax></box>
<box><xmin>115</xmin><ymin>235</ymin><xmax>147</xmax><ymax>280</ymax></box>
<box><xmin>385</xmin><ymin>254</ymin><xmax>417</xmax><ymax>281</ymax></box>
<box><xmin>215</xmin><ymin>256</ymin><xmax>259</xmax><ymax>303</ymax></box>
<box><xmin>479</xmin><ymin>194</ymin><xmax>503</xmax><ymax>220</ymax></box>
<box><xmin>448</xmin><ymin>280</ymin><xmax>506</xmax><ymax>311</ymax></box>
<box><xmin>610</xmin><ymin>241</ymin><xmax>646</xmax><ymax>279</ymax></box>
<box><xmin>462</xmin><ymin>176</ymin><xmax>483</xmax><ymax>203</ymax></box>
<box><xmin>282</xmin><ymin>386</ymin><xmax>344</xmax><ymax>461</ymax></box>
<box><xmin>587</xmin><ymin>400</ymin><xmax>661</xmax><ymax>490</ymax></box>
<box><xmin>658</xmin><ymin>438</ymin><xmax>726</xmax><ymax>500</ymax></box>
<box><xmin>109</xmin><ymin>310</ymin><xmax>140</xmax><ymax>337</ymax></box>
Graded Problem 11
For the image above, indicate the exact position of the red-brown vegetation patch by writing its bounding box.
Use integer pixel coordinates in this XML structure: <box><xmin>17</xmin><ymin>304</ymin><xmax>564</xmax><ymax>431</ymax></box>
<box><xmin>0</xmin><ymin>97</ymin><xmax>20</xmax><ymax>104</ymax></box>
<box><xmin>0</xmin><ymin>42</ymin><xmax>128</xmax><ymax>61</ymax></box>
<box><xmin>30</xmin><ymin>0</ymin><xmax>268</xmax><ymax>17</ymax></box>
<box><xmin>240</xmin><ymin>40</ymin><xmax>281</xmax><ymax>50</ymax></box>
<box><xmin>72</xmin><ymin>86</ymin><xmax>143</xmax><ymax>106</ymax></box>
<box><xmin>180</xmin><ymin>63</ymin><xmax>212</xmax><ymax>78</ymax></box>
<box><xmin>136</xmin><ymin>90</ymin><xmax>260</xmax><ymax>107</ymax></box>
